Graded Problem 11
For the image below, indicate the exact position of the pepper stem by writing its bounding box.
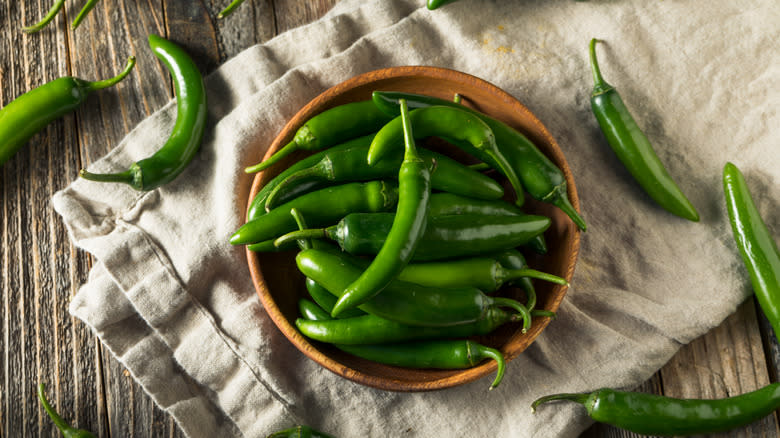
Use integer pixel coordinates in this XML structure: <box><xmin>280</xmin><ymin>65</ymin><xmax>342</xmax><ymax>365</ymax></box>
<box><xmin>289</xmin><ymin>208</ymin><xmax>312</xmax><ymax>250</ymax></box>
<box><xmin>531</xmin><ymin>392</ymin><xmax>589</xmax><ymax>412</ymax></box>
<box><xmin>531</xmin><ymin>309</ymin><xmax>556</xmax><ymax>319</ymax></box>
<box><xmin>245</xmin><ymin>139</ymin><xmax>297</xmax><ymax>173</ymax></box>
<box><xmin>399</xmin><ymin>99</ymin><xmax>422</xmax><ymax>162</ymax></box>
<box><xmin>71</xmin><ymin>0</ymin><xmax>101</xmax><ymax>30</ymax></box>
<box><xmin>467</xmin><ymin>162</ymin><xmax>491</xmax><ymax>172</ymax></box>
<box><xmin>486</xmin><ymin>150</ymin><xmax>526</xmax><ymax>207</ymax></box>
<box><xmin>218</xmin><ymin>0</ymin><xmax>247</xmax><ymax>19</ymax></box>
<box><xmin>87</xmin><ymin>56</ymin><xmax>137</xmax><ymax>91</ymax></box>
<box><xmin>274</xmin><ymin>228</ymin><xmax>326</xmax><ymax>248</ymax></box>
<box><xmin>22</xmin><ymin>0</ymin><xmax>66</xmax><ymax>34</ymax></box>
<box><xmin>498</xmin><ymin>268</ymin><xmax>569</xmax><ymax>287</ymax></box>
<box><xmin>491</xmin><ymin>297</ymin><xmax>531</xmax><ymax>333</ymax></box>
<box><xmin>79</xmin><ymin>168</ymin><xmax>137</xmax><ymax>186</ymax></box>
<box><xmin>37</xmin><ymin>383</ymin><xmax>76</xmax><ymax>434</ymax></box>
<box><xmin>264</xmin><ymin>160</ymin><xmax>332</xmax><ymax>212</ymax></box>
<box><xmin>589</xmin><ymin>38</ymin><xmax>614</xmax><ymax>95</ymax></box>
<box><xmin>469</xmin><ymin>342</ymin><xmax>506</xmax><ymax>390</ymax></box>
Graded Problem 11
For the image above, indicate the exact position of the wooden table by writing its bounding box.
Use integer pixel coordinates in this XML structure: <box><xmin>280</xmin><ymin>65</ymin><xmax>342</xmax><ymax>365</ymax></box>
<box><xmin>1</xmin><ymin>1</ymin><xmax>777</xmax><ymax>437</ymax></box>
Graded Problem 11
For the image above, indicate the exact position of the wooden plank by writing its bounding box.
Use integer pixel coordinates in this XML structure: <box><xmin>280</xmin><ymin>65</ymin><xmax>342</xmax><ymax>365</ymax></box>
<box><xmin>658</xmin><ymin>299</ymin><xmax>779</xmax><ymax>437</ymax></box>
<box><xmin>273</xmin><ymin>0</ymin><xmax>338</xmax><ymax>33</ymax></box>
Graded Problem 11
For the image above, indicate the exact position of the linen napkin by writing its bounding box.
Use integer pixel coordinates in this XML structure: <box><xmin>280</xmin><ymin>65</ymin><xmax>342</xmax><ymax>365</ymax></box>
<box><xmin>52</xmin><ymin>0</ymin><xmax>780</xmax><ymax>436</ymax></box>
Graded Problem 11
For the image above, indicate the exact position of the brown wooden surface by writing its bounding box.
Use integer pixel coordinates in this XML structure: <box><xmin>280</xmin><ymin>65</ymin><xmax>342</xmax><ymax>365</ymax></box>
<box><xmin>0</xmin><ymin>1</ymin><xmax>777</xmax><ymax>437</ymax></box>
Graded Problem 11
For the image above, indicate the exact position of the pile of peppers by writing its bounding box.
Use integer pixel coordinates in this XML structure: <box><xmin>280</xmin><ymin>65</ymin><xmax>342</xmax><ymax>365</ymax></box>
<box><xmin>231</xmin><ymin>93</ymin><xmax>583</xmax><ymax>389</ymax></box>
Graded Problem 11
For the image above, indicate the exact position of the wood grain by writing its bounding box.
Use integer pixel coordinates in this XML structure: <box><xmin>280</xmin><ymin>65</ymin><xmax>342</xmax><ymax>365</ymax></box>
<box><xmin>0</xmin><ymin>0</ymin><xmax>777</xmax><ymax>436</ymax></box>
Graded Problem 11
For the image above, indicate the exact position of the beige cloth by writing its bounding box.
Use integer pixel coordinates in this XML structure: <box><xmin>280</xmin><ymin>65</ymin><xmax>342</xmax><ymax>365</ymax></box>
<box><xmin>52</xmin><ymin>0</ymin><xmax>779</xmax><ymax>436</ymax></box>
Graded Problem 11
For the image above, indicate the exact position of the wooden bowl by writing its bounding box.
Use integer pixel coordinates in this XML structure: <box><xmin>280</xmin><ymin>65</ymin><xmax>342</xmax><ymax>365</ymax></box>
<box><xmin>246</xmin><ymin>66</ymin><xmax>581</xmax><ymax>391</ymax></box>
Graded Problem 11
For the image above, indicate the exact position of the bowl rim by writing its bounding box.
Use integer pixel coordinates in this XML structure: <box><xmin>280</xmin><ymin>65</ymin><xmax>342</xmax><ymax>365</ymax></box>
<box><xmin>245</xmin><ymin>66</ymin><xmax>581</xmax><ymax>391</ymax></box>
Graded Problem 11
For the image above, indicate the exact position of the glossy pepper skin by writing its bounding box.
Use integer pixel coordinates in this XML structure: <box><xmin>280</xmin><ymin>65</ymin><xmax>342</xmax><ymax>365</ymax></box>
<box><xmin>723</xmin><ymin>162</ymin><xmax>780</xmax><ymax>339</ymax></box>
<box><xmin>372</xmin><ymin>91</ymin><xmax>586</xmax><ymax>231</ymax></box>
<box><xmin>368</xmin><ymin>105</ymin><xmax>526</xmax><ymax>207</ymax></box>
<box><xmin>38</xmin><ymin>383</ymin><xmax>96</xmax><ymax>438</ymax></box>
<box><xmin>427</xmin><ymin>0</ymin><xmax>461</xmax><ymax>9</ymax></box>
<box><xmin>588</xmin><ymin>39</ymin><xmax>699</xmax><ymax>222</ymax></box>
<box><xmin>231</xmin><ymin>181</ymin><xmax>399</xmax><ymax>245</ymax></box>
<box><xmin>532</xmin><ymin>384</ymin><xmax>780</xmax><ymax>436</ymax></box>
<box><xmin>263</xmin><ymin>144</ymin><xmax>504</xmax><ymax>211</ymax></box>
<box><xmin>332</xmin><ymin>100</ymin><xmax>432</xmax><ymax>317</ymax></box>
<box><xmin>245</xmin><ymin>100</ymin><xmax>393</xmax><ymax>173</ymax></box>
<box><xmin>248</xmin><ymin>192</ymin><xmax>527</xmax><ymax>253</ymax></box>
<box><xmin>0</xmin><ymin>57</ymin><xmax>136</xmax><ymax>166</ymax></box>
<box><xmin>296</xmin><ymin>248</ymin><xmax>532</xmax><ymax>330</ymax></box>
<box><xmin>79</xmin><ymin>35</ymin><xmax>207</xmax><ymax>191</ymax></box>
<box><xmin>246</xmin><ymin>134</ymin><xmax>376</xmax><ymax>221</ymax></box>
<box><xmin>339</xmin><ymin>340</ymin><xmax>506</xmax><ymax>389</ymax></box>
<box><xmin>276</xmin><ymin>212</ymin><xmax>551</xmax><ymax>262</ymax></box>
<box><xmin>296</xmin><ymin>307</ymin><xmax>523</xmax><ymax>345</ymax></box>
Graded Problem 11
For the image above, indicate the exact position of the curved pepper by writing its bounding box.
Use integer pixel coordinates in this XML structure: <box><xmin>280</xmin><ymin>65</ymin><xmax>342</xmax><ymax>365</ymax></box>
<box><xmin>589</xmin><ymin>39</ymin><xmax>698</xmax><ymax>221</ymax></box>
<box><xmin>79</xmin><ymin>35</ymin><xmax>207</xmax><ymax>191</ymax></box>
<box><xmin>0</xmin><ymin>57</ymin><xmax>135</xmax><ymax>166</ymax></box>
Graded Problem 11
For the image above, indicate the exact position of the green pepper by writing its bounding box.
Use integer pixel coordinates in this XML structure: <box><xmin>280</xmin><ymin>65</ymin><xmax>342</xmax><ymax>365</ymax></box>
<box><xmin>588</xmin><ymin>39</ymin><xmax>699</xmax><ymax>221</ymax></box>
<box><xmin>723</xmin><ymin>162</ymin><xmax>780</xmax><ymax>339</ymax></box>
<box><xmin>276</xmin><ymin>212</ymin><xmax>551</xmax><ymax>262</ymax></box>
<box><xmin>372</xmin><ymin>91</ymin><xmax>586</xmax><ymax>231</ymax></box>
<box><xmin>263</xmin><ymin>144</ymin><xmax>504</xmax><ymax>211</ymax></box>
<box><xmin>246</xmin><ymin>135</ymin><xmax>376</xmax><ymax>221</ymax></box>
<box><xmin>296</xmin><ymin>248</ymin><xmax>533</xmax><ymax>330</ymax></box>
<box><xmin>79</xmin><ymin>35</ymin><xmax>207</xmax><ymax>191</ymax></box>
<box><xmin>532</xmin><ymin>384</ymin><xmax>780</xmax><ymax>436</ymax></box>
<box><xmin>0</xmin><ymin>57</ymin><xmax>136</xmax><ymax>166</ymax></box>
<box><xmin>245</xmin><ymin>101</ymin><xmax>393</xmax><ymax>173</ymax></box>
<box><xmin>231</xmin><ymin>181</ymin><xmax>399</xmax><ymax>245</ymax></box>
<box><xmin>339</xmin><ymin>340</ymin><xmax>506</xmax><ymax>389</ymax></box>
<box><xmin>367</xmin><ymin>105</ymin><xmax>526</xmax><ymax>207</ymax></box>
<box><xmin>331</xmin><ymin>99</ymin><xmax>433</xmax><ymax>317</ymax></box>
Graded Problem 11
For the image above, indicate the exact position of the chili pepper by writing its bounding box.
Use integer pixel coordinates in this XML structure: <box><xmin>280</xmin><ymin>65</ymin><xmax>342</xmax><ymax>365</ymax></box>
<box><xmin>391</xmin><ymin>257</ymin><xmax>567</xmax><ymax>292</ymax></box>
<box><xmin>296</xmin><ymin>307</ymin><xmax>526</xmax><ymax>345</ymax></box>
<box><xmin>218</xmin><ymin>0</ymin><xmax>247</xmax><ymax>19</ymax></box>
<box><xmin>296</xmin><ymin>248</ymin><xmax>533</xmax><ymax>330</ymax></box>
<box><xmin>372</xmin><ymin>91</ymin><xmax>587</xmax><ymax>231</ymax></box>
<box><xmin>249</xmin><ymin>192</ymin><xmax>529</xmax><ymax>252</ymax></box>
<box><xmin>427</xmin><ymin>0</ymin><xmax>461</xmax><ymax>9</ymax></box>
<box><xmin>22</xmin><ymin>0</ymin><xmax>66</xmax><ymax>33</ymax></box>
<box><xmin>263</xmin><ymin>144</ymin><xmax>504</xmax><ymax>212</ymax></box>
<box><xmin>367</xmin><ymin>105</ymin><xmax>526</xmax><ymax>207</ymax></box>
<box><xmin>276</xmin><ymin>212</ymin><xmax>551</xmax><ymax>262</ymax></box>
<box><xmin>247</xmin><ymin>135</ymin><xmax>376</xmax><ymax>221</ymax></box>
<box><xmin>321</xmin><ymin>248</ymin><xmax>562</xmax><ymax>296</ymax></box>
<box><xmin>723</xmin><ymin>162</ymin><xmax>780</xmax><ymax>339</ymax></box>
<box><xmin>331</xmin><ymin>99</ymin><xmax>432</xmax><ymax>317</ymax></box>
<box><xmin>305</xmin><ymin>278</ymin><xmax>366</xmax><ymax>319</ymax></box>
<box><xmin>0</xmin><ymin>57</ymin><xmax>135</xmax><ymax>167</ymax></box>
<box><xmin>38</xmin><ymin>383</ymin><xmax>96</xmax><ymax>438</ymax></box>
<box><xmin>266</xmin><ymin>424</ymin><xmax>335</xmax><ymax>438</ymax></box>
<box><xmin>79</xmin><ymin>35</ymin><xmax>206</xmax><ymax>191</ymax></box>
<box><xmin>299</xmin><ymin>298</ymin><xmax>333</xmax><ymax>322</ymax></box>
<box><xmin>531</xmin><ymin>384</ymin><xmax>780</xmax><ymax>436</ymax></box>
<box><xmin>245</xmin><ymin>100</ymin><xmax>393</xmax><ymax>173</ymax></box>
<box><xmin>588</xmin><ymin>39</ymin><xmax>699</xmax><ymax>222</ymax></box>
<box><xmin>232</xmin><ymin>181</ymin><xmax>399</xmax><ymax>245</ymax></box>
<box><xmin>339</xmin><ymin>340</ymin><xmax>506</xmax><ymax>389</ymax></box>
<box><xmin>71</xmin><ymin>0</ymin><xmax>102</xmax><ymax>30</ymax></box>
